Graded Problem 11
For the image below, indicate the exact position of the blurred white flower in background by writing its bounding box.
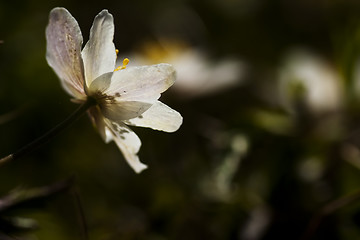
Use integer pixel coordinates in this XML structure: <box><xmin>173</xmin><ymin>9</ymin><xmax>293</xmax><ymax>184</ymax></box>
<box><xmin>125</xmin><ymin>39</ymin><xmax>247</xmax><ymax>99</ymax></box>
<box><xmin>278</xmin><ymin>49</ymin><xmax>343</xmax><ymax>114</ymax></box>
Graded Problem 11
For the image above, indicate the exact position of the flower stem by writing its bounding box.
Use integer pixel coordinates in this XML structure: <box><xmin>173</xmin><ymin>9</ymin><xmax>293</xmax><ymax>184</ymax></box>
<box><xmin>0</xmin><ymin>97</ymin><xmax>97</xmax><ymax>167</ymax></box>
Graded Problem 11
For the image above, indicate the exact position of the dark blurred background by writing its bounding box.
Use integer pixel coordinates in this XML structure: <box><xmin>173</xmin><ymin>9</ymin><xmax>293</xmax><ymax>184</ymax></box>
<box><xmin>2</xmin><ymin>0</ymin><xmax>360</xmax><ymax>239</ymax></box>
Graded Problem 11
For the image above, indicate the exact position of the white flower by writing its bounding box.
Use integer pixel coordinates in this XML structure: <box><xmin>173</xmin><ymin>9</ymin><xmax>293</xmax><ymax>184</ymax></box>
<box><xmin>278</xmin><ymin>49</ymin><xmax>343</xmax><ymax>113</ymax></box>
<box><xmin>126</xmin><ymin>40</ymin><xmax>246</xmax><ymax>99</ymax></box>
<box><xmin>45</xmin><ymin>8</ymin><xmax>183</xmax><ymax>173</ymax></box>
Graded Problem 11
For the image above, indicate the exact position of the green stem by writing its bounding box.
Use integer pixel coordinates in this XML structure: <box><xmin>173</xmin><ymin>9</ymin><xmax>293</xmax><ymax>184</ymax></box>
<box><xmin>0</xmin><ymin>97</ymin><xmax>97</xmax><ymax>166</ymax></box>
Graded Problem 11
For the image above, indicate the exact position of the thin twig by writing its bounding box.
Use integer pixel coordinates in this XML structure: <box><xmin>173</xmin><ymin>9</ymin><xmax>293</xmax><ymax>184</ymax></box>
<box><xmin>0</xmin><ymin>97</ymin><xmax>96</xmax><ymax>167</ymax></box>
<box><xmin>301</xmin><ymin>189</ymin><xmax>360</xmax><ymax>240</ymax></box>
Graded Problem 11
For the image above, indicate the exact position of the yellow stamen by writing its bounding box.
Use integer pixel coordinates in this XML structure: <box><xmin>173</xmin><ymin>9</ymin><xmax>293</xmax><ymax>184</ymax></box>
<box><xmin>115</xmin><ymin>49</ymin><xmax>119</xmax><ymax>60</ymax></box>
<box><xmin>114</xmin><ymin>58</ymin><xmax>130</xmax><ymax>71</ymax></box>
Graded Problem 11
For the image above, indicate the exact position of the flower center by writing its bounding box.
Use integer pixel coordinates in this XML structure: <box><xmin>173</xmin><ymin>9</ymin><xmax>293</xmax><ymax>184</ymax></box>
<box><xmin>91</xmin><ymin>90</ymin><xmax>117</xmax><ymax>105</ymax></box>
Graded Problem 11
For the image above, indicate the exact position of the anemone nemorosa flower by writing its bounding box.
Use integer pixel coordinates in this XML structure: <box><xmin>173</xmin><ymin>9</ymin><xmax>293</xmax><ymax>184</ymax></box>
<box><xmin>46</xmin><ymin>8</ymin><xmax>183</xmax><ymax>173</ymax></box>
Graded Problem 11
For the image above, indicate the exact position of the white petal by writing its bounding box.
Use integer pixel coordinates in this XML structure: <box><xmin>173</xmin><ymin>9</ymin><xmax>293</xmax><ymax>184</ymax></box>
<box><xmin>46</xmin><ymin>7</ymin><xmax>86</xmax><ymax>99</ymax></box>
<box><xmin>125</xmin><ymin>101</ymin><xmax>183</xmax><ymax>132</ymax></box>
<box><xmin>104</xmin><ymin>64</ymin><xmax>176</xmax><ymax>102</ymax></box>
<box><xmin>88</xmin><ymin>72</ymin><xmax>113</xmax><ymax>94</ymax></box>
<box><xmin>100</xmin><ymin>100</ymin><xmax>153</xmax><ymax>121</ymax></box>
<box><xmin>82</xmin><ymin>10</ymin><xmax>116</xmax><ymax>88</ymax></box>
<box><xmin>87</xmin><ymin>106</ymin><xmax>113</xmax><ymax>143</ymax></box>
<box><xmin>105</xmin><ymin>120</ymin><xmax>147</xmax><ymax>173</ymax></box>
<box><xmin>88</xmin><ymin>72</ymin><xmax>153</xmax><ymax>121</ymax></box>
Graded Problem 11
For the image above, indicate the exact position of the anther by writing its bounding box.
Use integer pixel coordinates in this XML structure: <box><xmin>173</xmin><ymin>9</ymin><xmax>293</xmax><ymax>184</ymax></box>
<box><xmin>114</xmin><ymin>58</ymin><xmax>130</xmax><ymax>71</ymax></box>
